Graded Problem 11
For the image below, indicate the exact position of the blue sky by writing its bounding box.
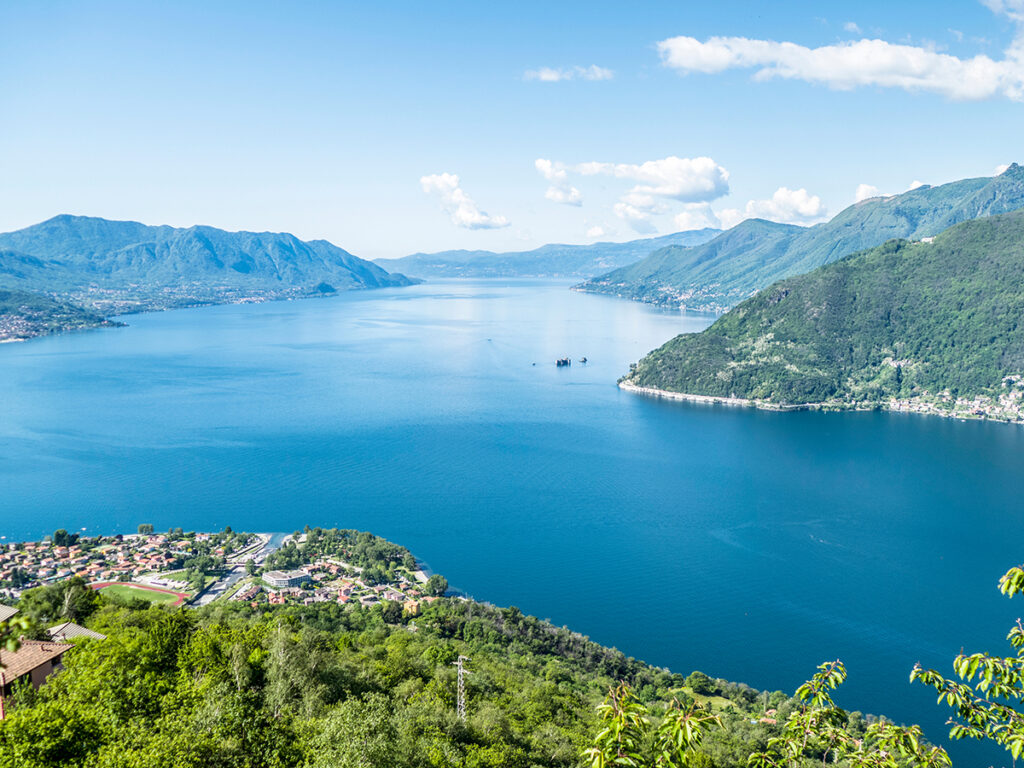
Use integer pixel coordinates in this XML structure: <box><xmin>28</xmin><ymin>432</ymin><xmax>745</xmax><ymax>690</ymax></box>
<box><xmin>1</xmin><ymin>1</ymin><xmax>1022</xmax><ymax>258</ymax></box>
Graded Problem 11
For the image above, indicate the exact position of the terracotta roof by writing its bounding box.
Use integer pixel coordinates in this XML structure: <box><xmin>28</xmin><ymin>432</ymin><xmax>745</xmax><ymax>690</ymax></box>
<box><xmin>48</xmin><ymin>622</ymin><xmax>107</xmax><ymax>641</ymax></box>
<box><xmin>0</xmin><ymin>639</ymin><xmax>73</xmax><ymax>681</ymax></box>
<box><xmin>0</xmin><ymin>605</ymin><xmax>18</xmax><ymax>622</ymax></box>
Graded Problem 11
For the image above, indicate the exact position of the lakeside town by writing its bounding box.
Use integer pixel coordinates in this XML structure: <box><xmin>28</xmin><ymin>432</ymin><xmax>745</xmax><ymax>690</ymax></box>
<box><xmin>0</xmin><ymin>525</ymin><xmax>445</xmax><ymax>614</ymax></box>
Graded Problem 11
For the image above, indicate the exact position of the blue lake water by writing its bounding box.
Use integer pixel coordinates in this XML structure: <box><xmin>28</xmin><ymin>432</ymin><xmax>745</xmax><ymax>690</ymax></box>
<box><xmin>2</xmin><ymin>278</ymin><xmax>1022</xmax><ymax>765</ymax></box>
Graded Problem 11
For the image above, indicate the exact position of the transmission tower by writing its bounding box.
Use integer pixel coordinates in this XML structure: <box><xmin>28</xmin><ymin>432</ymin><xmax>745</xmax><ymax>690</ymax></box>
<box><xmin>453</xmin><ymin>655</ymin><xmax>470</xmax><ymax>721</ymax></box>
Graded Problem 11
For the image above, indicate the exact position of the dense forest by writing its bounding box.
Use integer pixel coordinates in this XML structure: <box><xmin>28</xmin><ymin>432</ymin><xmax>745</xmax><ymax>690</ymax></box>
<box><xmin>6</xmin><ymin>563</ymin><xmax>1024</xmax><ymax>766</ymax></box>
<box><xmin>625</xmin><ymin>209</ymin><xmax>1024</xmax><ymax>408</ymax></box>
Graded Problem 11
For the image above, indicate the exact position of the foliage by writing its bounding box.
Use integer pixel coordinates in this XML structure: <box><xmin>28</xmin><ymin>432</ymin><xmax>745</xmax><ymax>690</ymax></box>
<box><xmin>747</xmin><ymin>661</ymin><xmax>949</xmax><ymax>768</ymax></box>
<box><xmin>18</xmin><ymin>577</ymin><xmax>102</xmax><ymax>627</ymax></box>
<box><xmin>629</xmin><ymin>209</ymin><xmax>1024</xmax><ymax>405</ymax></box>
<box><xmin>0</xmin><ymin>598</ymin><xmax>788</xmax><ymax>768</ymax></box>
<box><xmin>582</xmin><ymin>683</ymin><xmax>721</xmax><ymax>768</ymax></box>
<box><xmin>911</xmin><ymin>565</ymin><xmax>1024</xmax><ymax>762</ymax></box>
<box><xmin>263</xmin><ymin>528</ymin><xmax>416</xmax><ymax>576</ymax></box>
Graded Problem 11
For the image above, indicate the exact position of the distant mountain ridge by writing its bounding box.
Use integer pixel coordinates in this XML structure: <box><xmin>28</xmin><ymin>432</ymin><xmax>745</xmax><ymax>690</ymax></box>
<box><xmin>623</xmin><ymin>208</ymin><xmax>1024</xmax><ymax>421</ymax></box>
<box><xmin>0</xmin><ymin>215</ymin><xmax>415</xmax><ymax>294</ymax></box>
<box><xmin>0</xmin><ymin>215</ymin><xmax>416</xmax><ymax>340</ymax></box>
<box><xmin>374</xmin><ymin>228</ymin><xmax>721</xmax><ymax>279</ymax></box>
<box><xmin>580</xmin><ymin>164</ymin><xmax>1024</xmax><ymax>312</ymax></box>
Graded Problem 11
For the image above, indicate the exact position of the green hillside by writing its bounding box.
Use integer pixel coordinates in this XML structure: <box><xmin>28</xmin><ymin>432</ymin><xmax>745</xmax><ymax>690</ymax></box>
<box><xmin>624</xmin><ymin>209</ymin><xmax>1024</xmax><ymax>418</ymax></box>
<box><xmin>375</xmin><ymin>229</ymin><xmax>721</xmax><ymax>279</ymax></box>
<box><xmin>0</xmin><ymin>289</ymin><xmax>120</xmax><ymax>342</ymax></box>
<box><xmin>581</xmin><ymin>164</ymin><xmax>1024</xmax><ymax>312</ymax></box>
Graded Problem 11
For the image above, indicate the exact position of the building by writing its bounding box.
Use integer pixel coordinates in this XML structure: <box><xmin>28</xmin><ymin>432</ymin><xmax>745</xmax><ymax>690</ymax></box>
<box><xmin>47</xmin><ymin>622</ymin><xmax>107</xmax><ymax>642</ymax></box>
<box><xmin>263</xmin><ymin>569</ymin><xmax>310</xmax><ymax>589</ymax></box>
<box><xmin>0</xmin><ymin>640</ymin><xmax>73</xmax><ymax>695</ymax></box>
<box><xmin>0</xmin><ymin>605</ymin><xmax>18</xmax><ymax>622</ymax></box>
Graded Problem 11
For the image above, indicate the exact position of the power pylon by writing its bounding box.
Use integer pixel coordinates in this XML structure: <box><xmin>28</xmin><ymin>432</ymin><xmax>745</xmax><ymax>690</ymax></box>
<box><xmin>453</xmin><ymin>655</ymin><xmax>470</xmax><ymax>721</ymax></box>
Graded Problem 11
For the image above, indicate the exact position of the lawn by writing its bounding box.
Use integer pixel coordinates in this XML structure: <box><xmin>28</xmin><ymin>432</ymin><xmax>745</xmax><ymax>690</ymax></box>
<box><xmin>98</xmin><ymin>583</ymin><xmax>185</xmax><ymax>605</ymax></box>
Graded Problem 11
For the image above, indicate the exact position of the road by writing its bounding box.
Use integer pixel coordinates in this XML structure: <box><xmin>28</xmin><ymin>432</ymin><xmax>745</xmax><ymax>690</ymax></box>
<box><xmin>191</xmin><ymin>532</ymin><xmax>289</xmax><ymax>607</ymax></box>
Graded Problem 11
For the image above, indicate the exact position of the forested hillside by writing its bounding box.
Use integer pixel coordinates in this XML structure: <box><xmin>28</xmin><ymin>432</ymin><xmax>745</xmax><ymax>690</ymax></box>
<box><xmin>580</xmin><ymin>164</ymin><xmax>1024</xmax><ymax>312</ymax></box>
<box><xmin>0</xmin><ymin>593</ymin><xmax>800</xmax><ymax>768</ymax></box>
<box><xmin>624</xmin><ymin>209</ymin><xmax>1024</xmax><ymax>416</ymax></box>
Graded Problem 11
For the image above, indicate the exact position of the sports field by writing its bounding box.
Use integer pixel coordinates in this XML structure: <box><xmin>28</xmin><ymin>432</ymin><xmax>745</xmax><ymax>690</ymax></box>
<box><xmin>92</xmin><ymin>582</ymin><xmax>188</xmax><ymax>606</ymax></box>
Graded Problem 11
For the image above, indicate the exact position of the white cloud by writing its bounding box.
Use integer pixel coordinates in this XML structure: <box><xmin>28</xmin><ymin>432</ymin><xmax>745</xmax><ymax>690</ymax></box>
<box><xmin>743</xmin><ymin>187</ymin><xmax>827</xmax><ymax>223</ymax></box>
<box><xmin>535</xmin><ymin>158</ymin><xmax>583</xmax><ymax>206</ymax></box>
<box><xmin>844</xmin><ymin>21</ymin><xmax>862</xmax><ymax>34</ymax></box>
<box><xmin>613</xmin><ymin>202</ymin><xmax>658</xmax><ymax>234</ymax></box>
<box><xmin>524</xmin><ymin>65</ymin><xmax>614</xmax><ymax>82</ymax></box>
<box><xmin>673</xmin><ymin>203</ymin><xmax>721</xmax><ymax>230</ymax></box>
<box><xmin>908</xmin><ymin>179</ymin><xmax>926</xmax><ymax>190</ymax></box>
<box><xmin>657</xmin><ymin>2</ymin><xmax>1024</xmax><ymax>102</ymax></box>
<box><xmin>575</xmin><ymin>155</ymin><xmax>730</xmax><ymax>204</ymax></box>
<box><xmin>586</xmin><ymin>225</ymin><xmax>608</xmax><ymax>238</ymax></box>
<box><xmin>715</xmin><ymin>187</ymin><xmax>827</xmax><ymax>230</ymax></box>
<box><xmin>855</xmin><ymin>183</ymin><xmax>882</xmax><ymax>202</ymax></box>
<box><xmin>995</xmin><ymin>162</ymin><xmax>1012</xmax><ymax>174</ymax></box>
<box><xmin>420</xmin><ymin>173</ymin><xmax>510</xmax><ymax>230</ymax></box>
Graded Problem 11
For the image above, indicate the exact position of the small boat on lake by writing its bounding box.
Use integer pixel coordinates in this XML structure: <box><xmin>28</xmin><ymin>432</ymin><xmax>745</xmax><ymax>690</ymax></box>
<box><xmin>556</xmin><ymin>357</ymin><xmax>571</xmax><ymax>367</ymax></box>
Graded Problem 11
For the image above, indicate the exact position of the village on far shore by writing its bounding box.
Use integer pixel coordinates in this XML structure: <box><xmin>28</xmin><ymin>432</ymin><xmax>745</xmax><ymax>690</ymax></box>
<box><xmin>0</xmin><ymin>524</ymin><xmax>447</xmax><ymax>615</ymax></box>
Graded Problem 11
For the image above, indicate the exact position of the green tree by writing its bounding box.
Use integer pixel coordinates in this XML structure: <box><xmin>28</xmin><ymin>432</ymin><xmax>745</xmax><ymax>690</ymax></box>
<box><xmin>19</xmin><ymin>577</ymin><xmax>102</xmax><ymax>626</ymax></box>
<box><xmin>137</xmin><ymin>523</ymin><xmax>154</xmax><ymax>535</ymax></box>
<box><xmin>425</xmin><ymin>574</ymin><xmax>448</xmax><ymax>597</ymax></box>
<box><xmin>381</xmin><ymin>600</ymin><xmax>403</xmax><ymax>624</ymax></box>
<box><xmin>912</xmin><ymin>565</ymin><xmax>1024</xmax><ymax>762</ymax></box>
<box><xmin>582</xmin><ymin>683</ymin><xmax>721</xmax><ymax>767</ymax></box>
<box><xmin>686</xmin><ymin>670</ymin><xmax>716</xmax><ymax>696</ymax></box>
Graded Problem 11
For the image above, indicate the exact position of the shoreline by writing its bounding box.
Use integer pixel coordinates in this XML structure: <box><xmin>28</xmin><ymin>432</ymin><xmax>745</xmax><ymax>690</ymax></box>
<box><xmin>619</xmin><ymin>379</ymin><xmax>1024</xmax><ymax>425</ymax></box>
<box><xmin>617</xmin><ymin>380</ymin><xmax>810</xmax><ymax>411</ymax></box>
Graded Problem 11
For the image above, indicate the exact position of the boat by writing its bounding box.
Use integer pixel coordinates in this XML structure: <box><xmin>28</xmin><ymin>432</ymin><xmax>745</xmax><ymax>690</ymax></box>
<box><xmin>556</xmin><ymin>357</ymin><xmax>571</xmax><ymax>367</ymax></box>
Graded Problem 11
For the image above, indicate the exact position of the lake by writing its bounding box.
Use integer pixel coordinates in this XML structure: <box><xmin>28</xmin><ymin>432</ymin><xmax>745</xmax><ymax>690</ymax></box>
<box><xmin>2</xmin><ymin>279</ymin><xmax>1022</xmax><ymax>765</ymax></box>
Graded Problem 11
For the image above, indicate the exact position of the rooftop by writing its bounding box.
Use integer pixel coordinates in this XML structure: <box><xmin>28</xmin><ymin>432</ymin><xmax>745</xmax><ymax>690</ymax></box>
<box><xmin>0</xmin><ymin>605</ymin><xmax>18</xmax><ymax>622</ymax></box>
<box><xmin>0</xmin><ymin>639</ymin><xmax>73</xmax><ymax>681</ymax></box>
<box><xmin>48</xmin><ymin>622</ymin><xmax>107</xmax><ymax>642</ymax></box>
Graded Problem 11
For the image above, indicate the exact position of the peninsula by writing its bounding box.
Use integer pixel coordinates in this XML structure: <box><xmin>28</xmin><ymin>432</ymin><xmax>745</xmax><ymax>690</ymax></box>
<box><xmin>621</xmin><ymin>209</ymin><xmax>1024</xmax><ymax>424</ymax></box>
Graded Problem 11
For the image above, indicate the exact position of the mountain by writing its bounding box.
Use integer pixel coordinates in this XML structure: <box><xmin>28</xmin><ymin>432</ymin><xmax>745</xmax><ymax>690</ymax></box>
<box><xmin>0</xmin><ymin>215</ymin><xmax>416</xmax><ymax>298</ymax></box>
<box><xmin>580</xmin><ymin>164</ymin><xmax>1024</xmax><ymax>312</ymax></box>
<box><xmin>623</xmin><ymin>209</ymin><xmax>1024</xmax><ymax>420</ymax></box>
<box><xmin>373</xmin><ymin>228</ymin><xmax>721</xmax><ymax>279</ymax></box>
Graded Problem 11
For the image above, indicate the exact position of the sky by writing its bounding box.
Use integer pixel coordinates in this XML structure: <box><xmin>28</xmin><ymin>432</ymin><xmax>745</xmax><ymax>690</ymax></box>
<box><xmin>1</xmin><ymin>1</ymin><xmax>1022</xmax><ymax>259</ymax></box>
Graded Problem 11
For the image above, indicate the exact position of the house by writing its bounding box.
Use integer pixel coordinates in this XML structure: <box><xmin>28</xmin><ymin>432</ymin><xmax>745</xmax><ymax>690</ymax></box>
<box><xmin>263</xmin><ymin>569</ymin><xmax>310</xmax><ymax>589</ymax></box>
<box><xmin>47</xmin><ymin>622</ymin><xmax>107</xmax><ymax>642</ymax></box>
<box><xmin>0</xmin><ymin>640</ymin><xmax>74</xmax><ymax>694</ymax></box>
<box><xmin>0</xmin><ymin>605</ymin><xmax>18</xmax><ymax>622</ymax></box>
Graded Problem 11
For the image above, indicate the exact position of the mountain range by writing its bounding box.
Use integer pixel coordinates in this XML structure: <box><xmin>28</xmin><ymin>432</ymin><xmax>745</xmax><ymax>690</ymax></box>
<box><xmin>580</xmin><ymin>164</ymin><xmax>1024</xmax><ymax>313</ymax></box>
<box><xmin>623</xmin><ymin>208</ymin><xmax>1024</xmax><ymax>420</ymax></box>
<box><xmin>0</xmin><ymin>215</ymin><xmax>415</xmax><ymax>297</ymax></box>
<box><xmin>373</xmin><ymin>228</ymin><xmax>721</xmax><ymax>279</ymax></box>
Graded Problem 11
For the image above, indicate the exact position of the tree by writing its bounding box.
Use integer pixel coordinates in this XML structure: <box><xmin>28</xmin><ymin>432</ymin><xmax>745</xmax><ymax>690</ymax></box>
<box><xmin>747</xmin><ymin>660</ymin><xmax>950</xmax><ymax>768</ymax></box>
<box><xmin>912</xmin><ymin>565</ymin><xmax>1024</xmax><ymax>762</ymax></box>
<box><xmin>138</xmin><ymin>523</ymin><xmax>154</xmax><ymax>535</ymax></box>
<box><xmin>686</xmin><ymin>670</ymin><xmax>716</xmax><ymax>696</ymax></box>
<box><xmin>582</xmin><ymin>683</ymin><xmax>721</xmax><ymax>767</ymax></box>
<box><xmin>19</xmin><ymin>577</ymin><xmax>102</xmax><ymax>626</ymax></box>
<box><xmin>52</xmin><ymin>529</ymin><xmax>78</xmax><ymax>548</ymax></box>
<box><xmin>425</xmin><ymin>574</ymin><xmax>448</xmax><ymax>597</ymax></box>
<box><xmin>245</xmin><ymin>559</ymin><xmax>258</xmax><ymax>577</ymax></box>
<box><xmin>381</xmin><ymin>600</ymin><xmax>403</xmax><ymax>624</ymax></box>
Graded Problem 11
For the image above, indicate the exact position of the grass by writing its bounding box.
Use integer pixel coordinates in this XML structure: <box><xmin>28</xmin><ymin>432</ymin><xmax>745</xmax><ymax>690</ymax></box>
<box><xmin>99</xmin><ymin>583</ymin><xmax>182</xmax><ymax>604</ymax></box>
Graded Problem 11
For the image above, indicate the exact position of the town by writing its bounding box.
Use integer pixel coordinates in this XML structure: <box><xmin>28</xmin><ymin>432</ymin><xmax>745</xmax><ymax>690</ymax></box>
<box><xmin>0</xmin><ymin>525</ymin><xmax>448</xmax><ymax>700</ymax></box>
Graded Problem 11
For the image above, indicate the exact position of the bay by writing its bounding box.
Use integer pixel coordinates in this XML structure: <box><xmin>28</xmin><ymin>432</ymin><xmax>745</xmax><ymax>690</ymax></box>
<box><xmin>1</xmin><ymin>278</ymin><xmax>1022</xmax><ymax>765</ymax></box>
